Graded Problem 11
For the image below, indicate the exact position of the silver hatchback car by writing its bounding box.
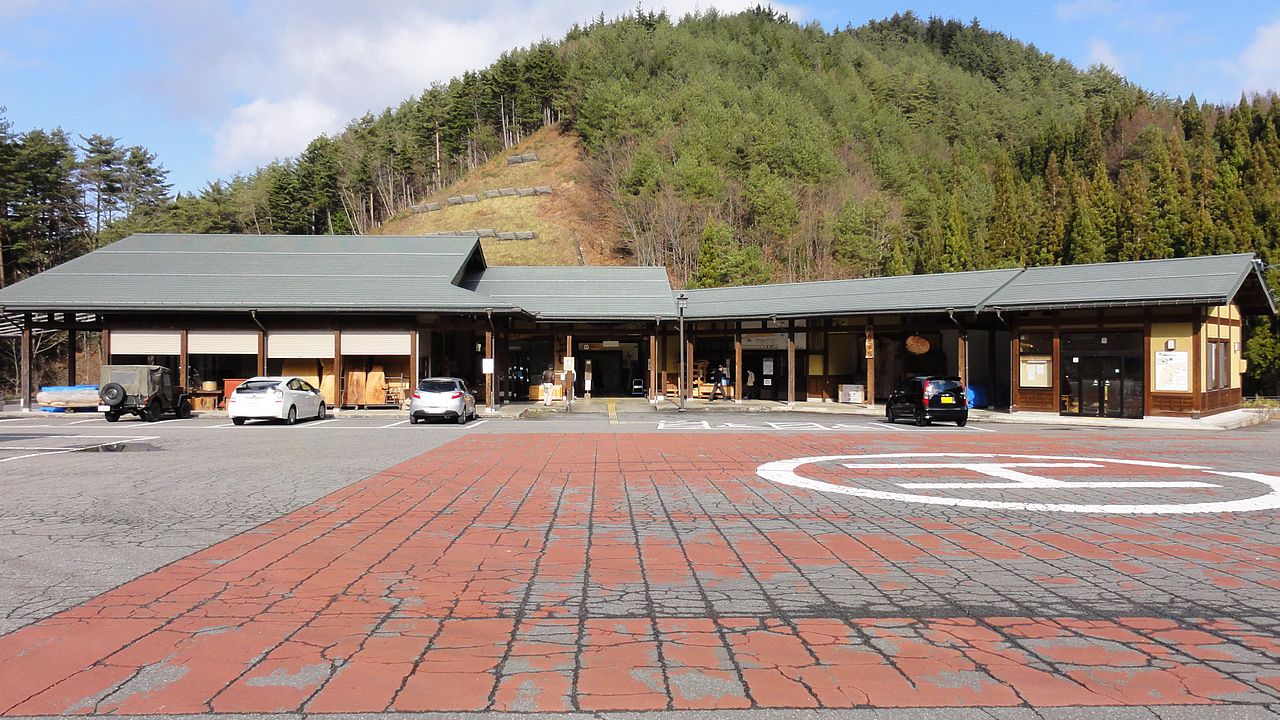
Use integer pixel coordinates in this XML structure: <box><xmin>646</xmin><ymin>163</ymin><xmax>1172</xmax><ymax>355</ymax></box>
<box><xmin>408</xmin><ymin>377</ymin><xmax>477</xmax><ymax>424</ymax></box>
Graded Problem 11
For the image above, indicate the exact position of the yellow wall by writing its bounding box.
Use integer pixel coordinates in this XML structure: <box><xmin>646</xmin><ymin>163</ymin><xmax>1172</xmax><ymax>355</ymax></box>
<box><xmin>1203</xmin><ymin>304</ymin><xmax>1243</xmax><ymax>389</ymax></box>
<box><xmin>1151</xmin><ymin>322</ymin><xmax>1193</xmax><ymax>393</ymax></box>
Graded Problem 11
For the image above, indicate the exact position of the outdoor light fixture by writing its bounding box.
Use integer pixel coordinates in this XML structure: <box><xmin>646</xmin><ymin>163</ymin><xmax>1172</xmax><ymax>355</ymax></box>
<box><xmin>1166</xmin><ymin>339</ymin><xmax>1176</xmax><ymax>351</ymax></box>
<box><xmin>677</xmin><ymin>294</ymin><xmax>688</xmax><ymax>411</ymax></box>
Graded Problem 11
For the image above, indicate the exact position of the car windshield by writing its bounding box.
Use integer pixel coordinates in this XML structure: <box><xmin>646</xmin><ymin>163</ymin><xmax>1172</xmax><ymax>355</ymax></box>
<box><xmin>927</xmin><ymin>379</ymin><xmax>963</xmax><ymax>393</ymax></box>
<box><xmin>419</xmin><ymin>380</ymin><xmax>458</xmax><ymax>393</ymax></box>
<box><xmin>236</xmin><ymin>380</ymin><xmax>280</xmax><ymax>393</ymax></box>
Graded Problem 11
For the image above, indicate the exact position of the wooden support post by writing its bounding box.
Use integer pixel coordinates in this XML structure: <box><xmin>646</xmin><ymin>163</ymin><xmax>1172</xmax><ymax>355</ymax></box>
<box><xmin>410</xmin><ymin>330</ymin><xmax>419</xmax><ymax>391</ymax></box>
<box><xmin>733</xmin><ymin>327</ymin><xmax>743</xmax><ymax>403</ymax></box>
<box><xmin>179</xmin><ymin>330</ymin><xmax>189</xmax><ymax>389</ymax></box>
<box><xmin>649</xmin><ymin>329</ymin><xmax>658</xmax><ymax>401</ymax></box>
<box><xmin>957</xmin><ymin>329</ymin><xmax>968</xmax><ymax>387</ymax></box>
<box><xmin>1010</xmin><ymin>327</ymin><xmax>1020</xmax><ymax>412</ymax></box>
<box><xmin>865</xmin><ymin>322</ymin><xmax>875</xmax><ymax>407</ymax></box>
<box><xmin>820</xmin><ymin>319</ymin><xmax>829</xmax><ymax>402</ymax></box>
<box><xmin>686</xmin><ymin>333</ymin><xmax>695</xmax><ymax>402</ymax></box>
<box><xmin>1192</xmin><ymin>309</ymin><xmax>1203</xmax><ymax>419</ymax></box>
<box><xmin>103</xmin><ymin>328</ymin><xmax>112</xmax><ymax>362</ymax></box>
<box><xmin>67</xmin><ymin>330</ymin><xmax>78</xmax><ymax>385</ymax></box>
<box><xmin>1142</xmin><ymin>309</ymin><xmax>1152</xmax><ymax>417</ymax></box>
<box><xmin>257</xmin><ymin>331</ymin><xmax>266</xmax><ymax>376</ymax></box>
<box><xmin>786</xmin><ymin>321</ymin><xmax>796</xmax><ymax>405</ymax></box>
<box><xmin>20</xmin><ymin>323</ymin><xmax>32</xmax><ymax>412</ymax></box>
<box><xmin>1051</xmin><ymin>327</ymin><xmax>1061</xmax><ymax>415</ymax></box>
<box><xmin>485</xmin><ymin>329</ymin><xmax>495</xmax><ymax>412</ymax></box>
<box><xmin>987</xmin><ymin>328</ymin><xmax>997</xmax><ymax>408</ymax></box>
<box><xmin>333</xmin><ymin>330</ymin><xmax>342</xmax><ymax>408</ymax></box>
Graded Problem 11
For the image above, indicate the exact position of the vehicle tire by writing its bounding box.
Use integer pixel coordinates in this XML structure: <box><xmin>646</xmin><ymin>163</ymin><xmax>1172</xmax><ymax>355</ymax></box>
<box><xmin>286</xmin><ymin>406</ymin><xmax>297</xmax><ymax>425</ymax></box>
<box><xmin>176</xmin><ymin>399</ymin><xmax>192</xmax><ymax>419</ymax></box>
<box><xmin>956</xmin><ymin>416</ymin><xmax>967</xmax><ymax>427</ymax></box>
<box><xmin>100</xmin><ymin>383</ymin><xmax>126</xmax><ymax>407</ymax></box>
<box><xmin>142</xmin><ymin>400</ymin><xmax>162</xmax><ymax>422</ymax></box>
<box><xmin>409</xmin><ymin>415</ymin><xmax>420</xmax><ymax>425</ymax></box>
<box><xmin>914</xmin><ymin>408</ymin><xmax>929</xmax><ymax>427</ymax></box>
<box><xmin>232</xmin><ymin>417</ymin><xmax>246</xmax><ymax>426</ymax></box>
<box><xmin>316</xmin><ymin>403</ymin><xmax>326</xmax><ymax>420</ymax></box>
<box><xmin>104</xmin><ymin>411</ymin><xmax>121</xmax><ymax>423</ymax></box>
<box><xmin>456</xmin><ymin>411</ymin><xmax>467</xmax><ymax>425</ymax></box>
<box><xmin>886</xmin><ymin>406</ymin><xmax>896</xmax><ymax>424</ymax></box>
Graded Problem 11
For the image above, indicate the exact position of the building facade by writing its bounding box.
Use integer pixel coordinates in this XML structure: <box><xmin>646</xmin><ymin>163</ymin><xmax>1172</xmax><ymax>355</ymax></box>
<box><xmin>1</xmin><ymin>234</ymin><xmax>1273</xmax><ymax>420</ymax></box>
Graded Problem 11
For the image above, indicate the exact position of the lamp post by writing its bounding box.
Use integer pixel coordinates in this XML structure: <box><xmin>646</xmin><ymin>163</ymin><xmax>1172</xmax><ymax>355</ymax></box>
<box><xmin>677</xmin><ymin>293</ymin><xmax>688</xmax><ymax>411</ymax></box>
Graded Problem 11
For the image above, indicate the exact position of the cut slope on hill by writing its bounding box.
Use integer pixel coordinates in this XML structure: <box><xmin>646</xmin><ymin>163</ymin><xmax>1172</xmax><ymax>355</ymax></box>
<box><xmin>378</xmin><ymin>127</ymin><xmax>621</xmax><ymax>267</ymax></box>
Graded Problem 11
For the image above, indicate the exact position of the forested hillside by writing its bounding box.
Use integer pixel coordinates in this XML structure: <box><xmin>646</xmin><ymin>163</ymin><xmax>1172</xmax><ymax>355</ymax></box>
<box><xmin>1</xmin><ymin>9</ymin><xmax>1278</xmax><ymax>390</ymax></box>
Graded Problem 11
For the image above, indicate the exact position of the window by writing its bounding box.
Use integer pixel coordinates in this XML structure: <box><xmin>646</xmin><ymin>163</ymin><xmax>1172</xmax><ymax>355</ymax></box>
<box><xmin>1018</xmin><ymin>333</ymin><xmax>1053</xmax><ymax>389</ymax></box>
<box><xmin>419</xmin><ymin>380</ymin><xmax>459</xmax><ymax>393</ymax></box>
<box><xmin>1208</xmin><ymin>341</ymin><xmax>1230</xmax><ymax>390</ymax></box>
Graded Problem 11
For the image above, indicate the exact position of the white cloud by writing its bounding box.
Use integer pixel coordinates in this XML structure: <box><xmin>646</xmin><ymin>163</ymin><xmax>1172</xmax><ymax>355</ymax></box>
<box><xmin>137</xmin><ymin>1</ymin><xmax>803</xmax><ymax>175</ymax></box>
<box><xmin>1087</xmin><ymin>37</ymin><xmax>1123</xmax><ymax>72</ymax></box>
<box><xmin>213</xmin><ymin>97</ymin><xmax>343</xmax><ymax>172</ymax></box>
<box><xmin>1239</xmin><ymin>18</ymin><xmax>1280</xmax><ymax>94</ymax></box>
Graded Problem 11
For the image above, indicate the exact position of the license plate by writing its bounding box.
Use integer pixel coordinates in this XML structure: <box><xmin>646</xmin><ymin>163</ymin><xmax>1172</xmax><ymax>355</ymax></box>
<box><xmin>940</xmin><ymin>396</ymin><xmax>955</xmax><ymax>404</ymax></box>
<box><xmin>97</xmin><ymin>405</ymin><xmax>110</xmax><ymax>412</ymax></box>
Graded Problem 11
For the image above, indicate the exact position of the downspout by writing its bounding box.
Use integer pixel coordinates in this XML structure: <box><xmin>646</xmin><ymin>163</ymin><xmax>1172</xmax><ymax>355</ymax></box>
<box><xmin>250</xmin><ymin>310</ymin><xmax>267</xmax><ymax>376</ymax></box>
<box><xmin>947</xmin><ymin>308</ymin><xmax>969</xmax><ymax>392</ymax></box>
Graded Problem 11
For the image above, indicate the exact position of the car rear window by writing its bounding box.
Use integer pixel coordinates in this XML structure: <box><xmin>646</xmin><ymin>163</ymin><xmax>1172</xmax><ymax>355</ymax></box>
<box><xmin>236</xmin><ymin>380</ymin><xmax>279</xmax><ymax>393</ymax></box>
<box><xmin>927</xmin><ymin>379</ymin><xmax>963</xmax><ymax>393</ymax></box>
<box><xmin>418</xmin><ymin>380</ymin><xmax>458</xmax><ymax>393</ymax></box>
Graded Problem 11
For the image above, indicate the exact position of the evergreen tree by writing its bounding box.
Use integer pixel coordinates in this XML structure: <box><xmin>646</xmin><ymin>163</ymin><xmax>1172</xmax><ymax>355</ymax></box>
<box><xmin>689</xmin><ymin>216</ymin><xmax>770</xmax><ymax>288</ymax></box>
<box><xmin>939</xmin><ymin>193</ymin><xmax>971</xmax><ymax>271</ymax></box>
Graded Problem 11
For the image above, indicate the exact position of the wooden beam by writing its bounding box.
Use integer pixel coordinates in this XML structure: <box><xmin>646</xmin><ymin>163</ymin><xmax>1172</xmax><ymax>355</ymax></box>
<box><xmin>333</xmin><ymin>330</ymin><xmax>342</xmax><ymax>408</ymax></box>
<box><xmin>686</xmin><ymin>332</ymin><xmax>695</xmax><ymax>403</ymax></box>
<box><xmin>20</xmin><ymin>323</ymin><xmax>32</xmax><ymax>412</ymax></box>
<box><xmin>649</xmin><ymin>328</ymin><xmax>658</xmax><ymax>401</ymax></box>
<box><xmin>179</xmin><ymin>330</ymin><xmax>189</xmax><ymax>390</ymax></box>
<box><xmin>1010</xmin><ymin>325</ymin><xmax>1020</xmax><ymax>412</ymax></box>
<box><xmin>786</xmin><ymin>321</ymin><xmax>796</xmax><ymax>405</ymax></box>
<box><xmin>820</xmin><ymin>319</ymin><xmax>829</xmax><ymax>402</ymax></box>
<box><xmin>104</xmin><ymin>328</ymin><xmax>112</xmax><ymax>361</ymax></box>
<box><xmin>67</xmin><ymin>330</ymin><xmax>78</xmax><ymax>386</ymax></box>
<box><xmin>865</xmin><ymin>322</ymin><xmax>875</xmax><ymax>407</ymax></box>
<box><xmin>1143</xmin><ymin>309</ymin><xmax>1152</xmax><ymax>418</ymax></box>
<box><xmin>1192</xmin><ymin>308</ymin><xmax>1203</xmax><ymax>419</ymax></box>
<box><xmin>956</xmin><ymin>329</ymin><xmax>968</xmax><ymax>387</ymax></box>
<box><xmin>485</xmin><ymin>329</ymin><xmax>495</xmax><ymax>411</ymax></box>
<box><xmin>1051</xmin><ymin>325</ymin><xmax>1061</xmax><ymax>415</ymax></box>
<box><xmin>733</xmin><ymin>325</ymin><xmax>743</xmax><ymax>403</ymax></box>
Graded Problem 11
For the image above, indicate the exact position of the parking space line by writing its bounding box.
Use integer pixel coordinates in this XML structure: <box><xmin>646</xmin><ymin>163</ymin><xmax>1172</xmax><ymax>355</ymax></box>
<box><xmin>466</xmin><ymin>419</ymin><xmax>489</xmax><ymax>429</ymax></box>
<box><xmin>379</xmin><ymin>420</ymin><xmax>409</xmax><ymax>428</ymax></box>
<box><xmin>308</xmin><ymin>419</ymin><xmax>338</xmax><ymax>427</ymax></box>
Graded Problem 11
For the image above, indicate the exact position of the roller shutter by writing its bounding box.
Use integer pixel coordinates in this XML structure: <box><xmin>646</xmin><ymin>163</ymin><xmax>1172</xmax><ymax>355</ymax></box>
<box><xmin>267</xmin><ymin>331</ymin><xmax>335</xmax><ymax>359</ymax></box>
<box><xmin>341</xmin><ymin>331</ymin><xmax>411</xmax><ymax>355</ymax></box>
<box><xmin>188</xmin><ymin>331</ymin><xmax>257</xmax><ymax>355</ymax></box>
<box><xmin>111</xmin><ymin>331</ymin><xmax>180</xmax><ymax>356</ymax></box>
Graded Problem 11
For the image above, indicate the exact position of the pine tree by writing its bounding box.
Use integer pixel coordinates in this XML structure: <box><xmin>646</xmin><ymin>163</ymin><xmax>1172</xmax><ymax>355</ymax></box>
<box><xmin>986</xmin><ymin>153</ymin><xmax>1023</xmax><ymax>267</ymax></box>
<box><xmin>1087</xmin><ymin>161</ymin><xmax>1119</xmax><ymax>260</ymax></box>
<box><xmin>1065</xmin><ymin>172</ymin><xmax>1106</xmax><ymax>264</ymax></box>
<box><xmin>939</xmin><ymin>193</ymin><xmax>971</xmax><ymax>272</ymax></box>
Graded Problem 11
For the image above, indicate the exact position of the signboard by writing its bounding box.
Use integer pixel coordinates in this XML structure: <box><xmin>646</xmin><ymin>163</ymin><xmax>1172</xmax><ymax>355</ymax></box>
<box><xmin>864</xmin><ymin>336</ymin><xmax>875</xmax><ymax>359</ymax></box>
<box><xmin>1154</xmin><ymin>351</ymin><xmax>1189</xmax><ymax>392</ymax></box>
<box><xmin>1018</xmin><ymin>357</ymin><xmax>1051</xmax><ymax>388</ymax></box>
<box><xmin>482</xmin><ymin>358</ymin><xmax>495</xmax><ymax>375</ymax></box>
<box><xmin>563</xmin><ymin>356</ymin><xmax>575</xmax><ymax>373</ymax></box>
<box><xmin>741</xmin><ymin>333</ymin><xmax>788</xmax><ymax>350</ymax></box>
<box><xmin>762</xmin><ymin>358</ymin><xmax>775</xmax><ymax>375</ymax></box>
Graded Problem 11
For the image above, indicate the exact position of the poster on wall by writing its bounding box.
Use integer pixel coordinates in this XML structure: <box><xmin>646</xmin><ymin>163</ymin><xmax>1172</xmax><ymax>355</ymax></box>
<box><xmin>1018</xmin><ymin>357</ymin><xmax>1051</xmax><ymax>388</ymax></box>
<box><xmin>1155</xmin><ymin>351</ymin><xmax>1189</xmax><ymax>392</ymax></box>
<box><xmin>762</xmin><ymin>358</ymin><xmax>775</xmax><ymax>375</ymax></box>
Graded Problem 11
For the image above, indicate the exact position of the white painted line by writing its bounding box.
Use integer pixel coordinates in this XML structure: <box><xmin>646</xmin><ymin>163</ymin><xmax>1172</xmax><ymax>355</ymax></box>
<box><xmin>70</xmin><ymin>418</ymin><xmax>103</xmax><ymax>425</ymax></box>
<box><xmin>307</xmin><ymin>419</ymin><xmax>338</xmax><ymax>427</ymax></box>
<box><xmin>379</xmin><ymin>420</ymin><xmax>410</xmax><ymax>428</ymax></box>
<box><xmin>876</xmin><ymin>422</ymin><xmax>914</xmax><ymax>432</ymax></box>
<box><xmin>963</xmin><ymin>424</ymin><xmax>995</xmax><ymax>432</ymax></box>
<box><xmin>0</xmin><ymin>418</ymin><xmax>30</xmax><ymax>423</ymax></box>
<box><xmin>0</xmin><ymin>436</ymin><xmax>160</xmax><ymax>463</ymax></box>
<box><xmin>466</xmin><ymin>419</ymin><xmax>489</xmax><ymax>429</ymax></box>
<box><xmin>209</xmin><ymin>423</ymin><xmax>235</xmax><ymax>428</ymax></box>
<box><xmin>897</xmin><ymin>481</ymin><xmax>1220</xmax><ymax>489</ymax></box>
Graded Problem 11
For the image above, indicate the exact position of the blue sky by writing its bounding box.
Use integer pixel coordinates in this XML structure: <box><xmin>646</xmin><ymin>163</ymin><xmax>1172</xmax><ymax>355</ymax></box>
<box><xmin>2</xmin><ymin>1</ymin><xmax>1278</xmax><ymax>193</ymax></box>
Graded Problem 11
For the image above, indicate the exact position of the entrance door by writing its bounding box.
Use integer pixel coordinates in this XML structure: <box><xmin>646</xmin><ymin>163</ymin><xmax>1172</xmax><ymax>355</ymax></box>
<box><xmin>1065</xmin><ymin>356</ymin><xmax>1127</xmax><ymax>418</ymax></box>
<box><xmin>744</xmin><ymin>351</ymin><xmax>786</xmax><ymax>401</ymax></box>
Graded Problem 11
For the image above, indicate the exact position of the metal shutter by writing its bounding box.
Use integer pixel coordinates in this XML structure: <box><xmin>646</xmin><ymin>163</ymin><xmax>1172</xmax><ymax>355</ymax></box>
<box><xmin>267</xmin><ymin>331</ymin><xmax>335</xmax><ymax>358</ymax></box>
<box><xmin>188</xmin><ymin>331</ymin><xmax>257</xmax><ymax>355</ymax></box>
<box><xmin>341</xmin><ymin>331</ymin><xmax>411</xmax><ymax>355</ymax></box>
<box><xmin>111</xmin><ymin>331</ymin><xmax>180</xmax><ymax>355</ymax></box>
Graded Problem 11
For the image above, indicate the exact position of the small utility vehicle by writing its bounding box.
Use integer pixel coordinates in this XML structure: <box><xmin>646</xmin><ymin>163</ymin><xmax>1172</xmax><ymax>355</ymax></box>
<box><xmin>97</xmin><ymin>365</ymin><xmax>192</xmax><ymax>422</ymax></box>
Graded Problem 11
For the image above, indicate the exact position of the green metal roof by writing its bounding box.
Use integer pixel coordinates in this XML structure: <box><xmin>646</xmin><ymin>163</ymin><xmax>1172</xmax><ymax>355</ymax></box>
<box><xmin>680</xmin><ymin>268</ymin><xmax>1022</xmax><ymax>320</ymax></box>
<box><xmin>464</xmin><ymin>266</ymin><xmax>676</xmax><ymax>321</ymax></box>
<box><xmin>978</xmin><ymin>253</ymin><xmax>1276</xmax><ymax>313</ymax></box>
<box><xmin>0</xmin><ymin>233</ymin><xmax>518</xmax><ymax>314</ymax></box>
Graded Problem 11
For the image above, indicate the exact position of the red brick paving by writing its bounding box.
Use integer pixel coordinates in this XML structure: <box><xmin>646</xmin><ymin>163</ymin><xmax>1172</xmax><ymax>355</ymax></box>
<box><xmin>1</xmin><ymin>433</ymin><xmax>1279</xmax><ymax>713</ymax></box>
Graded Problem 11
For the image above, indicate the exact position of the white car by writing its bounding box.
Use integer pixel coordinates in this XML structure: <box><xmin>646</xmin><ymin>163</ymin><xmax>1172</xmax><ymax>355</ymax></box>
<box><xmin>228</xmin><ymin>376</ymin><xmax>327</xmax><ymax>425</ymax></box>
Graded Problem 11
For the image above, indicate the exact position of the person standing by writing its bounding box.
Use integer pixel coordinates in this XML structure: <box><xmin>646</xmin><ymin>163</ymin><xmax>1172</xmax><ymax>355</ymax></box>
<box><xmin>708</xmin><ymin>364</ymin><xmax>724</xmax><ymax>401</ymax></box>
<box><xmin>744</xmin><ymin>368</ymin><xmax>756</xmax><ymax>400</ymax></box>
<box><xmin>541</xmin><ymin>365</ymin><xmax>555</xmax><ymax>406</ymax></box>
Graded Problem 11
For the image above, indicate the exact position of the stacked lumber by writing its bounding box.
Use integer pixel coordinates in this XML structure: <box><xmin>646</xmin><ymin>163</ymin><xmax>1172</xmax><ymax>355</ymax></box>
<box><xmin>365</xmin><ymin>366</ymin><xmax>388</xmax><ymax>406</ymax></box>
<box><xmin>343</xmin><ymin>369</ymin><xmax>366</xmax><ymax>406</ymax></box>
<box><xmin>319</xmin><ymin>360</ymin><xmax>337</xmax><ymax>405</ymax></box>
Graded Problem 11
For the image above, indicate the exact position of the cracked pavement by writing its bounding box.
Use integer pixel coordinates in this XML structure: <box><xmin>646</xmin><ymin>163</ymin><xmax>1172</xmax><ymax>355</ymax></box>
<box><xmin>1</xmin><ymin>415</ymin><xmax>1279</xmax><ymax>717</ymax></box>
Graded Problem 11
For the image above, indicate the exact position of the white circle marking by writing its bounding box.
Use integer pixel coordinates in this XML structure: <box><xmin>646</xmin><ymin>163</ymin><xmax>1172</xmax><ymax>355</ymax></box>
<box><xmin>756</xmin><ymin>453</ymin><xmax>1280</xmax><ymax>514</ymax></box>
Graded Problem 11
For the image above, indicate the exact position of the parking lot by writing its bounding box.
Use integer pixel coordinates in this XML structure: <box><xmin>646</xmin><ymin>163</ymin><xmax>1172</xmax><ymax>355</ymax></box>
<box><xmin>1</xmin><ymin>412</ymin><xmax>1279</xmax><ymax>717</ymax></box>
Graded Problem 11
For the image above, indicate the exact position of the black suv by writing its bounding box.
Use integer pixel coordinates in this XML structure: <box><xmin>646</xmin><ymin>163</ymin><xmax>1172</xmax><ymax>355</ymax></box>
<box><xmin>886</xmin><ymin>375</ymin><xmax>968</xmax><ymax>426</ymax></box>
